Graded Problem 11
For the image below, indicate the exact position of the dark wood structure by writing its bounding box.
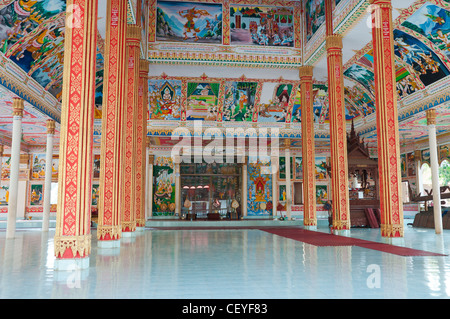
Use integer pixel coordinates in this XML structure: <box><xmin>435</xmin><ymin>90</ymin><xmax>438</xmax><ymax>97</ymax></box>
<box><xmin>346</xmin><ymin>121</ymin><xmax>380</xmax><ymax>227</ymax></box>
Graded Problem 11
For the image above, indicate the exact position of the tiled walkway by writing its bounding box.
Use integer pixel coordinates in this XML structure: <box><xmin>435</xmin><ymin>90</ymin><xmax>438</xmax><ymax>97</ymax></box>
<box><xmin>1</xmin><ymin>220</ymin><xmax>450</xmax><ymax>299</ymax></box>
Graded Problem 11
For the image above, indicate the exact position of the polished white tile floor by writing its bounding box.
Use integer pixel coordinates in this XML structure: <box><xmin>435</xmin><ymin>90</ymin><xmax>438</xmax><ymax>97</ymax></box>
<box><xmin>1</xmin><ymin>220</ymin><xmax>450</xmax><ymax>299</ymax></box>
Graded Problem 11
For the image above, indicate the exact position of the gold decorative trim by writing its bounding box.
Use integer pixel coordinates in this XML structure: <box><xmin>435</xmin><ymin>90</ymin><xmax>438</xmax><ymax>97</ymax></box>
<box><xmin>326</xmin><ymin>34</ymin><xmax>343</xmax><ymax>50</ymax></box>
<box><xmin>299</xmin><ymin>66</ymin><xmax>314</xmax><ymax>78</ymax></box>
<box><xmin>96</xmin><ymin>225</ymin><xmax>122</xmax><ymax>240</ymax></box>
<box><xmin>46</xmin><ymin>119</ymin><xmax>56</xmax><ymax>135</ymax></box>
<box><xmin>12</xmin><ymin>97</ymin><xmax>24</xmax><ymax>117</ymax></box>
<box><xmin>54</xmin><ymin>234</ymin><xmax>91</xmax><ymax>258</ymax></box>
<box><xmin>426</xmin><ymin>109</ymin><xmax>436</xmax><ymax>126</ymax></box>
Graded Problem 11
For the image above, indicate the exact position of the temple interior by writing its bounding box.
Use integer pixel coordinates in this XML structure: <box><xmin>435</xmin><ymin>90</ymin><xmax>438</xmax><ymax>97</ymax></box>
<box><xmin>1</xmin><ymin>0</ymin><xmax>450</xmax><ymax>300</ymax></box>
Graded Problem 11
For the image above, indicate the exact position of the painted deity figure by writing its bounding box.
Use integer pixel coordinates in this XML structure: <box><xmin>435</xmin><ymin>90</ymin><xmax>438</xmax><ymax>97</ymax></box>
<box><xmin>178</xmin><ymin>7</ymin><xmax>210</xmax><ymax>41</ymax></box>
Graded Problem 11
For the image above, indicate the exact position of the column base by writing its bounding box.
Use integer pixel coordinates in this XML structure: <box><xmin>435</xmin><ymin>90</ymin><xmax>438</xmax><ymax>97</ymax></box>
<box><xmin>136</xmin><ymin>226</ymin><xmax>145</xmax><ymax>232</ymax></box>
<box><xmin>121</xmin><ymin>231</ymin><xmax>136</xmax><ymax>237</ymax></box>
<box><xmin>304</xmin><ymin>225</ymin><xmax>317</xmax><ymax>231</ymax></box>
<box><xmin>54</xmin><ymin>257</ymin><xmax>90</xmax><ymax>271</ymax></box>
<box><xmin>382</xmin><ymin>237</ymin><xmax>405</xmax><ymax>246</ymax></box>
<box><xmin>98</xmin><ymin>239</ymin><xmax>121</xmax><ymax>249</ymax></box>
<box><xmin>332</xmin><ymin>229</ymin><xmax>351</xmax><ymax>237</ymax></box>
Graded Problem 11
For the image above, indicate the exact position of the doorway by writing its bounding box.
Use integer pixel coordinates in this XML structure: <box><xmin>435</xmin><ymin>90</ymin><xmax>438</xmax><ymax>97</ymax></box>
<box><xmin>181</xmin><ymin>162</ymin><xmax>242</xmax><ymax>220</ymax></box>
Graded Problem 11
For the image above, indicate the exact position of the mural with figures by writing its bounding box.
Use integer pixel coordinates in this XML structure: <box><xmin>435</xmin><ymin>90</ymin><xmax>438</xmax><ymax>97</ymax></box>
<box><xmin>258</xmin><ymin>83</ymin><xmax>293</xmax><ymax>123</ymax></box>
<box><xmin>247</xmin><ymin>159</ymin><xmax>273</xmax><ymax>217</ymax></box>
<box><xmin>305</xmin><ymin>0</ymin><xmax>325</xmax><ymax>42</ymax></box>
<box><xmin>152</xmin><ymin>156</ymin><xmax>176</xmax><ymax>216</ymax></box>
<box><xmin>156</xmin><ymin>1</ymin><xmax>223</xmax><ymax>43</ymax></box>
<box><xmin>223</xmin><ymin>81</ymin><xmax>258</xmax><ymax>122</ymax></box>
<box><xmin>186</xmin><ymin>82</ymin><xmax>220</xmax><ymax>120</ymax></box>
<box><xmin>0</xmin><ymin>0</ymin><xmax>67</xmax><ymax>100</ymax></box>
<box><xmin>149</xmin><ymin>79</ymin><xmax>182</xmax><ymax>120</ymax></box>
<box><xmin>230</xmin><ymin>5</ymin><xmax>294</xmax><ymax>47</ymax></box>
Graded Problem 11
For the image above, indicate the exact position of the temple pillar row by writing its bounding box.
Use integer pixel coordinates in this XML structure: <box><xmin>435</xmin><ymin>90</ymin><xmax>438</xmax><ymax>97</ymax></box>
<box><xmin>426</xmin><ymin>109</ymin><xmax>443</xmax><ymax>235</ymax></box>
<box><xmin>122</xmin><ymin>24</ymin><xmax>142</xmax><ymax>235</ymax></box>
<box><xmin>369</xmin><ymin>0</ymin><xmax>404</xmax><ymax>238</ymax></box>
<box><xmin>6</xmin><ymin>98</ymin><xmax>24</xmax><ymax>239</ymax></box>
<box><xmin>299</xmin><ymin>66</ymin><xmax>317</xmax><ymax>228</ymax></box>
<box><xmin>54</xmin><ymin>0</ymin><xmax>99</xmax><ymax>269</ymax></box>
<box><xmin>97</xmin><ymin>0</ymin><xmax>128</xmax><ymax>246</ymax></box>
<box><xmin>42</xmin><ymin>119</ymin><xmax>56</xmax><ymax>232</ymax></box>
<box><xmin>326</xmin><ymin>34</ymin><xmax>351</xmax><ymax>232</ymax></box>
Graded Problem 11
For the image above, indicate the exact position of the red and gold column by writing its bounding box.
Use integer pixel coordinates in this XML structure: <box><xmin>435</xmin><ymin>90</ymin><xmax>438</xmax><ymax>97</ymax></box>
<box><xmin>369</xmin><ymin>0</ymin><xmax>404</xmax><ymax>238</ymax></box>
<box><xmin>136</xmin><ymin>59</ymin><xmax>149</xmax><ymax>229</ymax></box>
<box><xmin>299</xmin><ymin>66</ymin><xmax>317</xmax><ymax>228</ymax></box>
<box><xmin>97</xmin><ymin>0</ymin><xmax>128</xmax><ymax>246</ymax></box>
<box><xmin>122</xmin><ymin>24</ymin><xmax>141</xmax><ymax>235</ymax></box>
<box><xmin>326</xmin><ymin>34</ymin><xmax>351</xmax><ymax>231</ymax></box>
<box><xmin>54</xmin><ymin>0</ymin><xmax>98</xmax><ymax>268</ymax></box>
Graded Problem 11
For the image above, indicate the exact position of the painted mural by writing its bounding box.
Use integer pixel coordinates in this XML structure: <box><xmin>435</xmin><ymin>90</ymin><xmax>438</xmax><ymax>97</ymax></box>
<box><xmin>305</xmin><ymin>0</ymin><xmax>325</xmax><ymax>42</ymax></box>
<box><xmin>316</xmin><ymin>185</ymin><xmax>327</xmax><ymax>204</ymax></box>
<box><xmin>0</xmin><ymin>0</ymin><xmax>67</xmax><ymax>100</ymax></box>
<box><xmin>149</xmin><ymin>79</ymin><xmax>182</xmax><ymax>120</ymax></box>
<box><xmin>247</xmin><ymin>159</ymin><xmax>272</xmax><ymax>216</ymax></box>
<box><xmin>223</xmin><ymin>81</ymin><xmax>258</xmax><ymax>121</ymax></box>
<box><xmin>186</xmin><ymin>82</ymin><xmax>220</xmax><ymax>120</ymax></box>
<box><xmin>402</xmin><ymin>3</ymin><xmax>450</xmax><ymax>58</ymax></box>
<box><xmin>289</xmin><ymin>84</ymin><xmax>328</xmax><ymax>123</ymax></box>
<box><xmin>156</xmin><ymin>1</ymin><xmax>223</xmax><ymax>44</ymax></box>
<box><xmin>394</xmin><ymin>29</ymin><xmax>450</xmax><ymax>86</ymax></box>
<box><xmin>31</xmin><ymin>153</ymin><xmax>46</xmax><ymax>179</ymax></box>
<box><xmin>258</xmin><ymin>83</ymin><xmax>293</xmax><ymax>122</ymax></box>
<box><xmin>315</xmin><ymin>157</ymin><xmax>328</xmax><ymax>180</ymax></box>
<box><xmin>344</xmin><ymin>85</ymin><xmax>375</xmax><ymax>118</ymax></box>
<box><xmin>153</xmin><ymin>156</ymin><xmax>176</xmax><ymax>216</ymax></box>
<box><xmin>230</xmin><ymin>5</ymin><xmax>294</xmax><ymax>47</ymax></box>
<box><xmin>30</xmin><ymin>184</ymin><xmax>43</xmax><ymax>206</ymax></box>
<box><xmin>344</xmin><ymin>64</ymin><xmax>375</xmax><ymax>94</ymax></box>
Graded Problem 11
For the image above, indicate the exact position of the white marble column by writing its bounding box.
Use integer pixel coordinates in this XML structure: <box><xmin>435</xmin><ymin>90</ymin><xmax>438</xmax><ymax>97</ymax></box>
<box><xmin>6</xmin><ymin>98</ymin><xmax>24</xmax><ymax>239</ymax></box>
<box><xmin>42</xmin><ymin>120</ymin><xmax>55</xmax><ymax>232</ymax></box>
<box><xmin>426</xmin><ymin>109</ymin><xmax>442</xmax><ymax>234</ymax></box>
<box><xmin>174</xmin><ymin>155</ymin><xmax>181</xmax><ymax>217</ymax></box>
<box><xmin>242</xmin><ymin>155</ymin><xmax>248</xmax><ymax>218</ymax></box>
<box><xmin>415</xmin><ymin>150</ymin><xmax>424</xmax><ymax>197</ymax></box>
<box><xmin>285</xmin><ymin>139</ymin><xmax>292</xmax><ymax>220</ymax></box>
<box><xmin>271</xmin><ymin>155</ymin><xmax>278</xmax><ymax>218</ymax></box>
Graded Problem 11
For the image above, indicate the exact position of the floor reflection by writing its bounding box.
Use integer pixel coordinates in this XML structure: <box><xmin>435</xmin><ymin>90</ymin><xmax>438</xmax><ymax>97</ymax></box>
<box><xmin>1</xmin><ymin>223</ymin><xmax>450</xmax><ymax>299</ymax></box>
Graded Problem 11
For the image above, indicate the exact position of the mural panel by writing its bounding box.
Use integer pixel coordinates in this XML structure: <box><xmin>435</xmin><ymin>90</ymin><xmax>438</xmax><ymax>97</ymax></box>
<box><xmin>149</xmin><ymin>79</ymin><xmax>182</xmax><ymax>120</ymax></box>
<box><xmin>153</xmin><ymin>156</ymin><xmax>176</xmax><ymax>216</ymax></box>
<box><xmin>186</xmin><ymin>82</ymin><xmax>220</xmax><ymax>120</ymax></box>
<box><xmin>305</xmin><ymin>0</ymin><xmax>325</xmax><ymax>42</ymax></box>
<box><xmin>156</xmin><ymin>1</ymin><xmax>223</xmax><ymax>44</ymax></box>
<box><xmin>230</xmin><ymin>5</ymin><xmax>294</xmax><ymax>47</ymax></box>
<box><xmin>247</xmin><ymin>159</ymin><xmax>273</xmax><ymax>216</ymax></box>
<box><xmin>258</xmin><ymin>83</ymin><xmax>293</xmax><ymax>122</ymax></box>
<box><xmin>0</xmin><ymin>0</ymin><xmax>67</xmax><ymax>99</ymax></box>
<box><xmin>223</xmin><ymin>81</ymin><xmax>258</xmax><ymax>121</ymax></box>
<box><xmin>394</xmin><ymin>29</ymin><xmax>450</xmax><ymax>86</ymax></box>
<box><xmin>402</xmin><ymin>3</ymin><xmax>450</xmax><ymax>58</ymax></box>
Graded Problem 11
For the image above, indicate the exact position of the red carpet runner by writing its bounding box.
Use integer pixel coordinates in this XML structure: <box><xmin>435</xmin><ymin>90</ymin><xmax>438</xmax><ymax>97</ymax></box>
<box><xmin>260</xmin><ymin>227</ymin><xmax>447</xmax><ymax>257</ymax></box>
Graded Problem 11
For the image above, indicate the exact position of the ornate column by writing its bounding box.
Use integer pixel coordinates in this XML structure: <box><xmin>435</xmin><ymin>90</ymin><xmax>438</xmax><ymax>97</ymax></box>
<box><xmin>54</xmin><ymin>0</ymin><xmax>98</xmax><ymax>269</ymax></box>
<box><xmin>6</xmin><ymin>98</ymin><xmax>24</xmax><ymax>239</ymax></box>
<box><xmin>136</xmin><ymin>59</ymin><xmax>149</xmax><ymax>229</ymax></box>
<box><xmin>121</xmin><ymin>24</ymin><xmax>141</xmax><ymax>236</ymax></box>
<box><xmin>284</xmin><ymin>139</ymin><xmax>292</xmax><ymax>220</ymax></box>
<box><xmin>326</xmin><ymin>34</ymin><xmax>351</xmax><ymax>232</ymax></box>
<box><xmin>97</xmin><ymin>0</ymin><xmax>128</xmax><ymax>247</ymax></box>
<box><xmin>299</xmin><ymin>66</ymin><xmax>317</xmax><ymax>228</ymax></box>
<box><xmin>369</xmin><ymin>0</ymin><xmax>404</xmax><ymax>239</ymax></box>
<box><xmin>426</xmin><ymin>109</ymin><xmax>442</xmax><ymax>234</ymax></box>
<box><xmin>42</xmin><ymin>119</ymin><xmax>55</xmax><ymax>232</ymax></box>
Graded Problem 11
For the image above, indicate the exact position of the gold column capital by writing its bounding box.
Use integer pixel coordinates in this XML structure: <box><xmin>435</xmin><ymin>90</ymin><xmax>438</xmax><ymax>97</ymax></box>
<box><xmin>149</xmin><ymin>155</ymin><xmax>154</xmax><ymax>164</ymax></box>
<box><xmin>46</xmin><ymin>119</ymin><xmax>56</xmax><ymax>135</ymax></box>
<box><xmin>284</xmin><ymin>138</ymin><xmax>291</xmax><ymax>149</ymax></box>
<box><xmin>326</xmin><ymin>34</ymin><xmax>343</xmax><ymax>50</ymax></box>
<box><xmin>299</xmin><ymin>66</ymin><xmax>314</xmax><ymax>79</ymax></box>
<box><xmin>426</xmin><ymin>109</ymin><xmax>436</xmax><ymax>125</ymax></box>
<box><xmin>126</xmin><ymin>24</ymin><xmax>142</xmax><ymax>46</ymax></box>
<box><xmin>12</xmin><ymin>98</ymin><xmax>24</xmax><ymax>117</ymax></box>
<box><xmin>368</xmin><ymin>0</ymin><xmax>392</xmax><ymax>10</ymax></box>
